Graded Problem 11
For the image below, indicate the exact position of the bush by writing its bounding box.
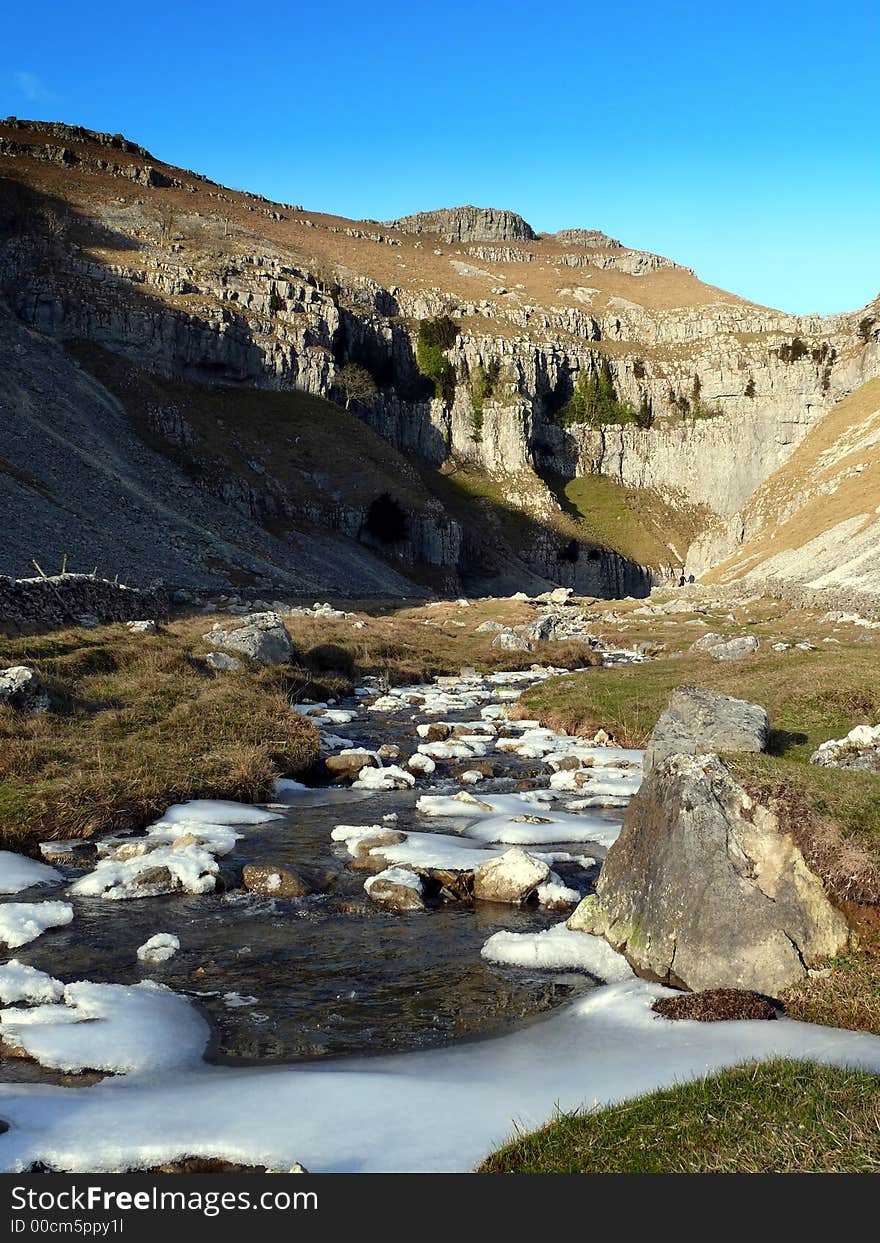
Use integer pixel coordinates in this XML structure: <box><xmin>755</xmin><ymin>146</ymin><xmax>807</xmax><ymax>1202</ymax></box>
<box><xmin>469</xmin><ymin>358</ymin><xmax>501</xmax><ymax>441</ymax></box>
<box><xmin>416</xmin><ymin>317</ymin><xmax>459</xmax><ymax>405</ymax></box>
<box><xmin>858</xmin><ymin>316</ymin><xmax>876</xmax><ymax>344</ymax></box>
<box><xmin>555</xmin><ymin>359</ymin><xmax>643</xmax><ymax>428</ymax></box>
<box><xmin>778</xmin><ymin>337</ymin><xmax>810</xmax><ymax>364</ymax></box>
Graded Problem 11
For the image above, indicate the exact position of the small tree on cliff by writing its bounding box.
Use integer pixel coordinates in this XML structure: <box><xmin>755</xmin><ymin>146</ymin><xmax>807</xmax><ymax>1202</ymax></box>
<box><xmin>336</xmin><ymin>363</ymin><xmax>377</xmax><ymax>409</ymax></box>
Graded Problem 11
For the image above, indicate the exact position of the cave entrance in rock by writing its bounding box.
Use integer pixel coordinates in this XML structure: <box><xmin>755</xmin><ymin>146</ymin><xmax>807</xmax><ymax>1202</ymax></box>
<box><xmin>365</xmin><ymin>493</ymin><xmax>409</xmax><ymax>544</ymax></box>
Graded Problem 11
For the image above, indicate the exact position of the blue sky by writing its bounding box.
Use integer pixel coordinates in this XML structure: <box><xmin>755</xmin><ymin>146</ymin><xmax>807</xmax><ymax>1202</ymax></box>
<box><xmin>4</xmin><ymin>0</ymin><xmax>878</xmax><ymax>314</ymax></box>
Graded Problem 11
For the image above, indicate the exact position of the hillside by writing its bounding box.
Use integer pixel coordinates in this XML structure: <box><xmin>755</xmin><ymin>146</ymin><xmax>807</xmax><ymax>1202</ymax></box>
<box><xmin>703</xmin><ymin>377</ymin><xmax>880</xmax><ymax>612</ymax></box>
<box><xmin>1</xmin><ymin>117</ymin><xmax>878</xmax><ymax>596</ymax></box>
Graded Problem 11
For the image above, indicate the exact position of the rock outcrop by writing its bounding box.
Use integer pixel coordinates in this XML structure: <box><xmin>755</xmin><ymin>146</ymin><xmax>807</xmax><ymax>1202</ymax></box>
<box><xmin>644</xmin><ymin>686</ymin><xmax>769</xmax><ymax>773</ymax></box>
<box><xmin>203</xmin><ymin>613</ymin><xmax>296</xmax><ymax>666</ymax></box>
<box><xmin>0</xmin><ymin>666</ymin><xmax>49</xmax><ymax>712</ymax></box>
<box><xmin>810</xmin><ymin>723</ymin><xmax>880</xmax><ymax>773</ymax></box>
<box><xmin>388</xmin><ymin>206</ymin><xmax>537</xmax><ymax>243</ymax></box>
<box><xmin>568</xmin><ymin>753</ymin><xmax>850</xmax><ymax>994</ymax></box>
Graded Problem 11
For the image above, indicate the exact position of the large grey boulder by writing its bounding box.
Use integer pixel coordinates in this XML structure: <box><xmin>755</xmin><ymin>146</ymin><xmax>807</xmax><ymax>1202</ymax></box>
<box><xmin>568</xmin><ymin>753</ymin><xmax>850</xmax><ymax>995</ymax></box>
<box><xmin>708</xmin><ymin>635</ymin><xmax>759</xmax><ymax>661</ymax></box>
<box><xmin>0</xmin><ymin>666</ymin><xmax>49</xmax><ymax>713</ymax></box>
<box><xmin>491</xmin><ymin>630</ymin><xmax>532</xmax><ymax>652</ymax></box>
<box><xmin>644</xmin><ymin>686</ymin><xmax>769</xmax><ymax>774</ymax></box>
<box><xmin>204</xmin><ymin>612</ymin><xmax>295</xmax><ymax>666</ymax></box>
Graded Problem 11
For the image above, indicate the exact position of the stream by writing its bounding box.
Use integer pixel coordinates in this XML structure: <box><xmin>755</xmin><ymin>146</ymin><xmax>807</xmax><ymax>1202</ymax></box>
<box><xmin>1</xmin><ymin>655</ymin><xmax>638</xmax><ymax>1084</ymax></box>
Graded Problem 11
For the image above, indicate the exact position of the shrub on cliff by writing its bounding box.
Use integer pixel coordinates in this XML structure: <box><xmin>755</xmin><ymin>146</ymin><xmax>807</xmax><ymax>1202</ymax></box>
<box><xmin>416</xmin><ymin>316</ymin><xmax>459</xmax><ymax>405</ymax></box>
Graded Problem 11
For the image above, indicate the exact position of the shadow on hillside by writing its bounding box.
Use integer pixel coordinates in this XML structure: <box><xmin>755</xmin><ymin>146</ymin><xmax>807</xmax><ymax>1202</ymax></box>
<box><xmin>767</xmin><ymin>728</ymin><xmax>810</xmax><ymax>756</ymax></box>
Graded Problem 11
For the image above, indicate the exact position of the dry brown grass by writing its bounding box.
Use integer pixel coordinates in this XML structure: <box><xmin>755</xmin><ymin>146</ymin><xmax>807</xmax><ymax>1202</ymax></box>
<box><xmin>0</xmin><ymin>600</ymin><xmax>595</xmax><ymax>848</ymax></box>
<box><xmin>0</xmin><ymin>620</ymin><xmax>320</xmax><ymax>848</ymax></box>
<box><xmin>782</xmin><ymin>955</ymin><xmax>880</xmax><ymax>1036</ymax></box>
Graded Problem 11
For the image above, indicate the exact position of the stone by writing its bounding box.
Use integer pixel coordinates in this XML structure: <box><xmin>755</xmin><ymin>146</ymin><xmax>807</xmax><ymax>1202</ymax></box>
<box><xmin>204</xmin><ymin>612</ymin><xmax>295</xmax><ymax>666</ymax></box>
<box><xmin>644</xmin><ymin>686</ymin><xmax>769</xmax><ymax>774</ymax></box>
<box><xmin>325</xmin><ymin>749</ymin><xmax>377</xmax><ymax>780</ymax></box>
<box><xmin>810</xmin><ymin>723</ymin><xmax>880</xmax><ymax>773</ymax></box>
<box><xmin>127</xmin><ymin>619</ymin><xmax>158</xmax><ymax>633</ymax></box>
<box><xmin>0</xmin><ymin>666</ymin><xmax>49</xmax><ymax>713</ymax></box>
<box><xmin>377</xmin><ymin>743</ymin><xmax>400</xmax><ymax>760</ymax></box>
<box><xmin>568</xmin><ymin>753</ymin><xmax>850</xmax><ymax>994</ymax></box>
<box><xmin>205</xmin><ymin>651</ymin><xmax>241</xmax><ymax>672</ymax></box>
<box><xmin>364</xmin><ymin>867</ymin><xmax>426</xmax><ymax>912</ymax></box>
<box><xmin>690</xmin><ymin>631</ymin><xmax>723</xmax><ymax>652</ymax></box>
<box><xmin>708</xmin><ymin>635</ymin><xmax>759</xmax><ymax>661</ymax></box>
<box><xmin>491</xmin><ymin>630</ymin><xmax>533</xmax><ymax>652</ymax></box>
<box><xmin>525</xmin><ymin>613</ymin><xmax>562</xmax><ymax>642</ymax></box>
<box><xmin>475</xmin><ymin>619</ymin><xmax>505</xmax><ymax>633</ymax></box>
<box><xmin>242</xmin><ymin>864</ymin><xmax>313</xmax><ymax>898</ymax></box>
<box><xmin>133</xmin><ymin>865</ymin><xmax>180</xmax><ymax>893</ymax></box>
<box><xmin>39</xmin><ymin>840</ymin><xmax>98</xmax><ymax>868</ymax></box>
<box><xmin>407</xmin><ymin>752</ymin><xmax>436</xmax><ymax>775</ymax></box>
<box><xmin>473</xmin><ymin>848</ymin><xmax>550</xmax><ymax>904</ymax></box>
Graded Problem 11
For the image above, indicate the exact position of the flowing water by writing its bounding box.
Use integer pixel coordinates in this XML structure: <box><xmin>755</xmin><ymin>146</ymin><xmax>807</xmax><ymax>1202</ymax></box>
<box><xmin>2</xmin><ymin>660</ymin><xmax>635</xmax><ymax>1083</ymax></box>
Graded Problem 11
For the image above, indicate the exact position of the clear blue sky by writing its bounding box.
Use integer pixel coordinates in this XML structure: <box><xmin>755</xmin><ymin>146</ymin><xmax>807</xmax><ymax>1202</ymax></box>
<box><xmin>4</xmin><ymin>0</ymin><xmax>878</xmax><ymax>314</ymax></box>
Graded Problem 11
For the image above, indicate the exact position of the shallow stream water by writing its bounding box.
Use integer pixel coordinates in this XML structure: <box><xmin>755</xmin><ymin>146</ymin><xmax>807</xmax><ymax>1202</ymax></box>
<box><xmin>2</xmin><ymin>663</ymin><xmax>630</xmax><ymax>1082</ymax></box>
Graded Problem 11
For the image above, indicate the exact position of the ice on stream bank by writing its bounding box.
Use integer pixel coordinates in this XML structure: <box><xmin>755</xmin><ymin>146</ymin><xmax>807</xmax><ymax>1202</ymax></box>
<box><xmin>0</xmin><ymin>961</ymin><xmax>64</xmax><ymax>1005</ymax></box>
<box><xmin>0</xmin><ymin>980</ymin><xmax>208</xmax><ymax>1075</ymax></box>
<box><xmin>3</xmin><ymin>977</ymin><xmax>880</xmax><ymax>1173</ymax></box>
<box><xmin>0</xmin><ymin>901</ymin><xmax>73</xmax><ymax>949</ymax></box>
<box><xmin>482</xmin><ymin>924</ymin><xmax>634</xmax><ymax>980</ymax></box>
<box><xmin>0</xmin><ymin>852</ymin><xmax>63</xmax><ymax>896</ymax></box>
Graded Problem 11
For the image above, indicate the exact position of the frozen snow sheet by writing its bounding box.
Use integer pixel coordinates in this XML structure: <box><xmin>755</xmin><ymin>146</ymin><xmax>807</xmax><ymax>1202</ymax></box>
<box><xmin>0</xmin><ymin>960</ymin><xmax>64</xmax><ymax>1004</ymax></box>
<box><xmin>482</xmin><ymin>925</ymin><xmax>634</xmax><ymax>980</ymax></box>
<box><xmin>2</xmin><ymin>980</ymin><xmax>880</xmax><ymax>1173</ymax></box>
<box><xmin>0</xmin><ymin>901</ymin><xmax>73</xmax><ymax>949</ymax></box>
<box><xmin>462</xmin><ymin>810</ymin><xmax>621</xmax><ymax>847</ymax></box>
<box><xmin>0</xmin><ymin>980</ymin><xmax>208</xmax><ymax>1075</ymax></box>
<box><xmin>0</xmin><ymin>852</ymin><xmax>63</xmax><ymax>895</ymax></box>
<box><xmin>161</xmin><ymin>800</ymin><xmax>282</xmax><ymax>826</ymax></box>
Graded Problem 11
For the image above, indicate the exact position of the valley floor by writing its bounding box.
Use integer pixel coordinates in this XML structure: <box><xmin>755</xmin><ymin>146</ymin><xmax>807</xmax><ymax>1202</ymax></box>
<box><xmin>1</xmin><ymin>588</ymin><xmax>879</xmax><ymax>1173</ymax></box>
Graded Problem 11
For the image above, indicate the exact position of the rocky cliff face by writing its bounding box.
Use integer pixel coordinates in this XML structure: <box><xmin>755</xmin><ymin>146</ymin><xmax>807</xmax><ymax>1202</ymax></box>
<box><xmin>1</xmin><ymin>118</ymin><xmax>878</xmax><ymax>595</ymax></box>
<box><xmin>387</xmin><ymin>205</ymin><xmax>537</xmax><ymax>243</ymax></box>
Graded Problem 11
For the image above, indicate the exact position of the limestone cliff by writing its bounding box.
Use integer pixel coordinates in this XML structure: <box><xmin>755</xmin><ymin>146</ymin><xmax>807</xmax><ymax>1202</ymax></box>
<box><xmin>1</xmin><ymin>117</ymin><xmax>878</xmax><ymax>596</ymax></box>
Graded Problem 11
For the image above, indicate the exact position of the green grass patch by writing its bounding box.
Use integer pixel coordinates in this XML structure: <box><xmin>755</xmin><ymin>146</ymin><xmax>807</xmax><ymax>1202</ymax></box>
<box><xmin>480</xmin><ymin>1060</ymin><xmax>880</xmax><ymax>1173</ymax></box>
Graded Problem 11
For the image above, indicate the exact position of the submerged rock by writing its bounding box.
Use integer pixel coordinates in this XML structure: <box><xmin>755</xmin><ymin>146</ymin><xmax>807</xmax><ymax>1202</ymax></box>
<box><xmin>242</xmin><ymin>864</ymin><xmax>314</xmax><ymax>898</ymax></box>
<box><xmin>568</xmin><ymin>753</ymin><xmax>850</xmax><ymax>994</ymax></box>
<box><xmin>644</xmin><ymin>686</ymin><xmax>769</xmax><ymax>774</ymax></box>
<box><xmin>364</xmin><ymin>867</ymin><xmax>426</xmax><ymax>912</ymax></box>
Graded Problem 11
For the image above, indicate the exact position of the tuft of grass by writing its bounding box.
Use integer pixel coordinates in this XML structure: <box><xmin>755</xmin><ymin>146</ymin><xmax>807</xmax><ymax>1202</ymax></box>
<box><xmin>479</xmin><ymin>1060</ymin><xmax>880</xmax><ymax>1173</ymax></box>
